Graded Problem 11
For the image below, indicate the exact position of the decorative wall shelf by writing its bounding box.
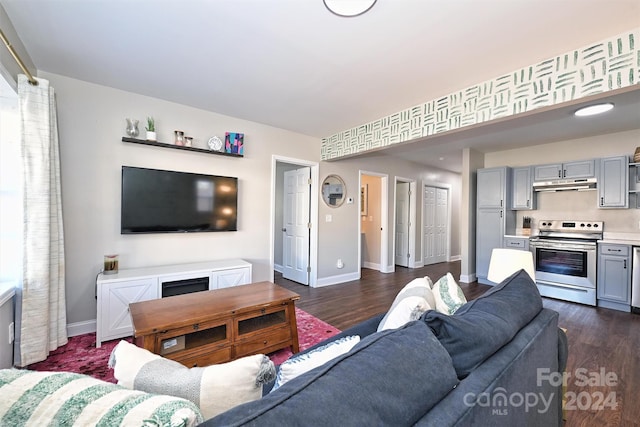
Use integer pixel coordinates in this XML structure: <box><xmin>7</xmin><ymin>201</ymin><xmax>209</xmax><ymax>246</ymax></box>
<box><xmin>122</xmin><ymin>137</ymin><xmax>243</xmax><ymax>158</ymax></box>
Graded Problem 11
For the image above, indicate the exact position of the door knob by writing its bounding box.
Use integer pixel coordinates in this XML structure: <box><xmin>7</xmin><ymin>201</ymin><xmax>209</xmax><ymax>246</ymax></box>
<box><xmin>282</xmin><ymin>228</ymin><xmax>286</xmax><ymax>232</ymax></box>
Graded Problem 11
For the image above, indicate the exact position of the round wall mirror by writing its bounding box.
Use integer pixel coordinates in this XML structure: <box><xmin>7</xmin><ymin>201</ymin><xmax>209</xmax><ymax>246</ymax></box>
<box><xmin>321</xmin><ymin>175</ymin><xmax>346</xmax><ymax>208</ymax></box>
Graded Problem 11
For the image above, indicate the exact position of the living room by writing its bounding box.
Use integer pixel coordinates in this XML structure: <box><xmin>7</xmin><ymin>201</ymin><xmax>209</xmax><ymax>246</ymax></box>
<box><xmin>0</xmin><ymin>1</ymin><xmax>639</xmax><ymax>425</ymax></box>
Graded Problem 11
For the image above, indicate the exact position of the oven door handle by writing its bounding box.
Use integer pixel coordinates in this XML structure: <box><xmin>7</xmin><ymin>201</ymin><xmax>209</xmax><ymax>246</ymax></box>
<box><xmin>530</xmin><ymin>242</ymin><xmax>596</xmax><ymax>251</ymax></box>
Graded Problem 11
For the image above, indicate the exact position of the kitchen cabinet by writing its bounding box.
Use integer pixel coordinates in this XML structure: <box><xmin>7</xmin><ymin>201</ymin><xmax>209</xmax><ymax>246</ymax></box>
<box><xmin>476</xmin><ymin>167</ymin><xmax>516</xmax><ymax>285</ymax></box>
<box><xmin>598</xmin><ymin>156</ymin><xmax>628</xmax><ymax>208</ymax></box>
<box><xmin>503</xmin><ymin>236</ymin><xmax>529</xmax><ymax>251</ymax></box>
<box><xmin>477</xmin><ymin>167</ymin><xmax>508</xmax><ymax>209</ymax></box>
<box><xmin>511</xmin><ymin>166</ymin><xmax>535</xmax><ymax>210</ymax></box>
<box><xmin>629</xmin><ymin>161</ymin><xmax>640</xmax><ymax>208</ymax></box>
<box><xmin>597</xmin><ymin>244</ymin><xmax>631</xmax><ymax>312</ymax></box>
<box><xmin>533</xmin><ymin>159</ymin><xmax>595</xmax><ymax>181</ymax></box>
<box><xmin>96</xmin><ymin>259</ymin><xmax>252</xmax><ymax>347</ymax></box>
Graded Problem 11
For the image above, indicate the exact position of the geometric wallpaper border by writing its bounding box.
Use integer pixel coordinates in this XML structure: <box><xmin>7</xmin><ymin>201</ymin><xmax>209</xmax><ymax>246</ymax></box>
<box><xmin>321</xmin><ymin>28</ymin><xmax>640</xmax><ymax>161</ymax></box>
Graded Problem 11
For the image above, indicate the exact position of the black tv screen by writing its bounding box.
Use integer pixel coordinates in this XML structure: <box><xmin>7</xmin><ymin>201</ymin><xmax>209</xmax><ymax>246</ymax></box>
<box><xmin>121</xmin><ymin>166</ymin><xmax>238</xmax><ymax>234</ymax></box>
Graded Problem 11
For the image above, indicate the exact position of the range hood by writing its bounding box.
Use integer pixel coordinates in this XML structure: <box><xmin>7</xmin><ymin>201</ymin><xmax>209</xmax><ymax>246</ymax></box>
<box><xmin>533</xmin><ymin>177</ymin><xmax>597</xmax><ymax>192</ymax></box>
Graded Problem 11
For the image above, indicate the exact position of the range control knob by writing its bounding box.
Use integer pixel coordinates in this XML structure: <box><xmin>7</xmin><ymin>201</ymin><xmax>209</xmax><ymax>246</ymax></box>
<box><xmin>587</xmin><ymin>223</ymin><xmax>592</xmax><ymax>227</ymax></box>
<box><xmin>593</xmin><ymin>224</ymin><xmax>599</xmax><ymax>228</ymax></box>
<box><xmin>580</xmin><ymin>223</ymin><xmax>586</xmax><ymax>227</ymax></box>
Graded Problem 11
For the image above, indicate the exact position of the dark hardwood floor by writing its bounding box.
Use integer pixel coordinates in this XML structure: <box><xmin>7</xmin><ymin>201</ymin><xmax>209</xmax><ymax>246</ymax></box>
<box><xmin>275</xmin><ymin>262</ymin><xmax>640</xmax><ymax>427</ymax></box>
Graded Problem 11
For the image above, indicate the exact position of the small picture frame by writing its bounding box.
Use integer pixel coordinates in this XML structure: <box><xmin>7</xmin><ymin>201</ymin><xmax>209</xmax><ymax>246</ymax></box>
<box><xmin>225</xmin><ymin>132</ymin><xmax>244</xmax><ymax>155</ymax></box>
<box><xmin>360</xmin><ymin>184</ymin><xmax>368</xmax><ymax>216</ymax></box>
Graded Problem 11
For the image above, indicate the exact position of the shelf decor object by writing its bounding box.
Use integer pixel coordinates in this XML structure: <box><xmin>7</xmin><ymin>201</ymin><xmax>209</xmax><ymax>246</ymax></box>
<box><xmin>634</xmin><ymin>147</ymin><xmax>640</xmax><ymax>163</ymax></box>
<box><xmin>125</xmin><ymin>118</ymin><xmax>139</xmax><ymax>138</ymax></box>
<box><xmin>122</xmin><ymin>137</ymin><xmax>243</xmax><ymax>157</ymax></box>
<box><xmin>145</xmin><ymin>117</ymin><xmax>156</xmax><ymax>141</ymax></box>
<box><xmin>225</xmin><ymin>132</ymin><xmax>244</xmax><ymax>155</ymax></box>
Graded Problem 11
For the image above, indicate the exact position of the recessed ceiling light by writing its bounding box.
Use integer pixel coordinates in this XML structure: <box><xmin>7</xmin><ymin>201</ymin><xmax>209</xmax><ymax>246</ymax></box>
<box><xmin>439</xmin><ymin>157</ymin><xmax>445</xmax><ymax>161</ymax></box>
<box><xmin>574</xmin><ymin>103</ymin><xmax>614</xmax><ymax>117</ymax></box>
<box><xmin>323</xmin><ymin>0</ymin><xmax>377</xmax><ymax>17</ymax></box>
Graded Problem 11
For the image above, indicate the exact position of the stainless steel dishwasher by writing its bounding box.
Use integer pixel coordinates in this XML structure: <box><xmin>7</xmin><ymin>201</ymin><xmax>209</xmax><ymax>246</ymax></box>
<box><xmin>633</xmin><ymin>246</ymin><xmax>640</xmax><ymax>314</ymax></box>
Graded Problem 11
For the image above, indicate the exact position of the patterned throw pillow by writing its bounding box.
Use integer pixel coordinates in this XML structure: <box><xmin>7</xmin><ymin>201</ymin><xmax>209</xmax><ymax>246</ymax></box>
<box><xmin>271</xmin><ymin>335</ymin><xmax>360</xmax><ymax>392</ymax></box>
<box><xmin>432</xmin><ymin>272</ymin><xmax>467</xmax><ymax>315</ymax></box>
<box><xmin>377</xmin><ymin>277</ymin><xmax>435</xmax><ymax>331</ymax></box>
<box><xmin>109</xmin><ymin>341</ymin><xmax>275</xmax><ymax>419</ymax></box>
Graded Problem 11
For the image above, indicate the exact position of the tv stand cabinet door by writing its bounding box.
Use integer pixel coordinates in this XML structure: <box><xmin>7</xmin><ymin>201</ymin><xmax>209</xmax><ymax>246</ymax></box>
<box><xmin>211</xmin><ymin>267</ymin><xmax>251</xmax><ymax>289</ymax></box>
<box><xmin>97</xmin><ymin>278</ymin><xmax>158</xmax><ymax>347</ymax></box>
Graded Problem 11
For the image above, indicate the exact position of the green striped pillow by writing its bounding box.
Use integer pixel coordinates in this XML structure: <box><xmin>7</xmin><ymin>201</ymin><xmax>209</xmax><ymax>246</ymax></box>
<box><xmin>432</xmin><ymin>273</ymin><xmax>467</xmax><ymax>315</ymax></box>
<box><xmin>0</xmin><ymin>369</ymin><xmax>203</xmax><ymax>427</ymax></box>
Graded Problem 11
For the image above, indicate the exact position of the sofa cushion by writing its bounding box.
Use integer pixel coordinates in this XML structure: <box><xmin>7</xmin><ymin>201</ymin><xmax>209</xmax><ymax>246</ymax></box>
<box><xmin>422</xmin><ymin>269</ymin><xmax>543</xmax><ymax>378</ymax></box>
<box><xmin>0</xmin><ymin>369</ymin><xmax>203</xmax><ymax>427</ymax></box>
<box><xmin>271</xmin><ymin>335</ymin><xmax>360</xmax><ymax>391</ymax></box>
<box><xmin>432</xmin><ymin>272</ymin><xmax>467</xmax><ymax>315</ymax></box>
<box><xmin>204</xmin><ymin>320</ymin><xmax>459</xmax><ymax>426</ymax></box>
<box><xmin>109</xmin><ymin>340</ymin><xmax>275</xmax><ymax>419</ymax></box>
<box><xmin>377</xmin><ymin>277</ymin><xmax>435</xmax><ymax>331</ymax></box>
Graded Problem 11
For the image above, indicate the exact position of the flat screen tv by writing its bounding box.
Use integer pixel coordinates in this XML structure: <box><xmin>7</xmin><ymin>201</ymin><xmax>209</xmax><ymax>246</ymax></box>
<box><xmin>121</xmin><ymin>166</ymin><xmax>238</xmax><ymax>234</ymax></box>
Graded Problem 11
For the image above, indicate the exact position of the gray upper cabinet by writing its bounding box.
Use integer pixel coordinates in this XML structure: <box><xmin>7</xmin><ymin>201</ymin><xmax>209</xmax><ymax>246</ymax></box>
<box><xmin>534</xmin><ymin>159</ymin><xmax>596</xmax><ymax>181</ymax></box>
<box><xmin>477</xmin><ymin>167</ymin><xmax>507</xmax><ymax>209</ymax></box>
<box><xmin>598</xmin><ymin>156</ymin><xmax>628</xmax><ymax>208</ymax></box>
<box><xmin>511</xmin><ymin>166</ymin><xmax>535</xmax><ymax>210</ymax></box>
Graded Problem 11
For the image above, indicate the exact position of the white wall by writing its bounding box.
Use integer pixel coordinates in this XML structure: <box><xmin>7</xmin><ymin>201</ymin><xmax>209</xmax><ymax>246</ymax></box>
<box><xmin>43</xmin><ymin>72</ymin><xmax>320</xmax><ymax>326</ymax></box>
<box><xmin>485</xmin><ymin>129</ymin><xmax>640</xmax><ymax>233</ymax></box>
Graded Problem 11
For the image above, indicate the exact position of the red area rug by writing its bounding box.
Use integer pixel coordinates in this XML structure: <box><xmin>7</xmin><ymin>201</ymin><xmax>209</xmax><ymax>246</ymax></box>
<box><xmin>28</xmin><ymin>308</ymin><xmax>339</xmax><ymax>382</ymax></box>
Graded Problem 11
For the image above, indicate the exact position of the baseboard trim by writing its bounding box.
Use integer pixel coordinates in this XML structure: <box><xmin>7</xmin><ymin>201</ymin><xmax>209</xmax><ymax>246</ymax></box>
<box><xmin>315</xmin><ymin>271</ymin><xmax>360</xmax><ymax>288</ymax></box>
<box><xmin>362</xmin><ymin>261</ymin><xmax>381</xmax><ymax>271</ymax></box>
<box><xmin>450</xmin><ymin>255</ymin><xmax>461</xmax><ymax>262</ymax></box>
<box><xmin>459</xmin><ymin>273</ymin><xmax>476</xmax><ymax>284</ymax></box>
<box><xmin>273</xmin><ymin>263</ymin><xmax>283</xmax><ymax>273</ymax></box>
<box><xmin>67</xmin><ymin>320</ymin><xmax>96</xmax><ymax>337</ymax></box>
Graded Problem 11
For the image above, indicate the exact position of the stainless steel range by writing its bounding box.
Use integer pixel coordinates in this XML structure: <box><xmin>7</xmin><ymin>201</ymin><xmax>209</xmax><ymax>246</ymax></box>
<box><xmin>529</xmin><ymin>220</ymin><xmax>603</xmax><ymax>306</ymax></box>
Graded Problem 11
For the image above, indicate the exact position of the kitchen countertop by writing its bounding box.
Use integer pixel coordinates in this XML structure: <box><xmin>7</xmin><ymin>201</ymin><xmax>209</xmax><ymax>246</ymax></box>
<box><xmin>0</xmin><ymin>282</ymin><xmax>16</xmax><ymax>307</ymax></box>
<box><xmin>598</xmin><ymin>232</ymin><xmax>640</xmax><ymax>246</ymax></box>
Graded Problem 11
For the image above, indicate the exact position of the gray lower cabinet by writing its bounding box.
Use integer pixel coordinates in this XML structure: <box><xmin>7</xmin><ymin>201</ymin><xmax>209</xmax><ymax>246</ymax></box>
<box><xmin>597</xmin><ymin>244</ymin><xmax>631</xmax><ymax>312</ymax></box>
<box><xmin>598</xmin><ymin>156</ymin><xmax>628</xmax><ymax>208</ymax></box>
<box><xmin>477</xmin><ymin>209</ymin><xmax>505</xmax><ymax>283</ymax></box>
<box><xmin>503</xmin><ymin>236</ymin><xmax>529</xmax><ymax>251</ymax></box>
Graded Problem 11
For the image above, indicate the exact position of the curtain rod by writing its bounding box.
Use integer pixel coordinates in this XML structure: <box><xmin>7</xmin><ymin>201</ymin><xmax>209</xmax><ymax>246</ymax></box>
<box><xmin>0</xmin><ymin>27</ymin><xmax>38</xmax><ymax>86</ymax></box>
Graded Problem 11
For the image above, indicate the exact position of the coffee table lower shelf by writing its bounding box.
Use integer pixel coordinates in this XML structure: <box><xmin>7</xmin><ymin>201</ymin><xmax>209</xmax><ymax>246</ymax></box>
<box><xmin>129</xmin><ymin>281</ymin><xmax>300</xmax><ymax>367</ymax></box>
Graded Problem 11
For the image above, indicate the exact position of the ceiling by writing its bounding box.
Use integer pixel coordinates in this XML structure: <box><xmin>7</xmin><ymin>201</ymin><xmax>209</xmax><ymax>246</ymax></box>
<box><xmin>1</xmin><ymin>0</ymin><xmax>639</xmax><ymax>173</ymax></box>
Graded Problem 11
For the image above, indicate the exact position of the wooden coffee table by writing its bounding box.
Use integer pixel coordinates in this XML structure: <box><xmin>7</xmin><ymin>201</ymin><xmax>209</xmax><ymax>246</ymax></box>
<box><xmin>129</xmin><ymin>281</ymin><xmax>300</xmax><ymax>367</ymax></box>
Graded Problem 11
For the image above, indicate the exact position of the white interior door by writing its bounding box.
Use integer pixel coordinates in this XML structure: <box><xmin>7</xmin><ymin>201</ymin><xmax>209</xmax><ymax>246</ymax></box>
<box><xmin>282</xmin><ymin>167</ymin><xmax>310</xmax><ymax>284</ymax></box>
<box><xmin>395</xmin><ymin>182</ymin><xmax>410</xmax><ymax>267</ymax></box>
<box><xmin>423</xmin><ymin>185</ymin><xmax>449</xmax><ymax>265</ymax></box>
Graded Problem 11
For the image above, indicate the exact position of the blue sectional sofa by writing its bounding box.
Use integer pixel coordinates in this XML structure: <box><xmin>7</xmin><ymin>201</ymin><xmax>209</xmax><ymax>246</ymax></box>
<box><xmin>203</xmin><ymin>270</ymin><xmax>568</xmax><ymax>426</ymax></box>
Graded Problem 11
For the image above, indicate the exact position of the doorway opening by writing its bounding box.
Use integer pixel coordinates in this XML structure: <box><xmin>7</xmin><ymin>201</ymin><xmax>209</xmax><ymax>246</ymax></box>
<box><xmin>422</xmin><ymin>182</ymin><xmax>451</xmax><ymax>265</ymax></box>
<box><xmin>394</xmin><ymin>178</ymin><xmax>417</xmax><ymax>269</ymax></box>
<box><xmin>270</xmin><ymin>156</ymin><xmax>319</xmax><ymax>286</ymax></box>
<box><xmin>359</xmin><ymin>171</ymin><xmax>389</xmax><ymax>274</ymax></box>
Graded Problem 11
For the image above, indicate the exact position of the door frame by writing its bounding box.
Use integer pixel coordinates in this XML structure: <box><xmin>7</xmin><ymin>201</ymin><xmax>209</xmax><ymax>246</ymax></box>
<box><xmin>393</xmin><ymin>177</ymin><xmax>418</xmax><ymax>269</ymax></box>
<box><xmin>270</xmin><ymin>155</ymin><xmax>319</xmax><ymax>286</ymax></box>
<box><xmin>359</xmin><ymin>170</ymin><xmax>390</xmax><ymax>274</ymax></box>
<box><xmin>421</xmin><ymin>181</ymin><xmax>452</xmax><ymax>264</ymax></box>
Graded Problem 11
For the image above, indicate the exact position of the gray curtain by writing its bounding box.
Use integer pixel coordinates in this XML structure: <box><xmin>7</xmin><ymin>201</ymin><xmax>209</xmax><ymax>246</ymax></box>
<box><xmin>15</xmin><ymin>74</ymin><xmax>67</xmax><ymax>366</ymax></box>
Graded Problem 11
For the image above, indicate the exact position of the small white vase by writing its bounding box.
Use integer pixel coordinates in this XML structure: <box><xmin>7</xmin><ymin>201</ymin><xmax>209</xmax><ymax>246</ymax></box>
<box><xmin>146</xmin><ymin>131</ymin><xmax>157</xmax><ymax>141</ymax></box>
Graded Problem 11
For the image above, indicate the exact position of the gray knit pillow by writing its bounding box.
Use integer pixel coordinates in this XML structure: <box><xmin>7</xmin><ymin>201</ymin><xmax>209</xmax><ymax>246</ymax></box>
<box><xmin>109</xmin><ymin>340</ymin><xmax>275</xmax><ymax>419</ymax></box>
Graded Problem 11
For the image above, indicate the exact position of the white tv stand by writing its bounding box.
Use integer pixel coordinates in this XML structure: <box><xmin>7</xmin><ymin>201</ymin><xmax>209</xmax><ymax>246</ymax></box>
<box><xmin>96</xmin><ymin>259</ymin><xmax>252</xmax><ymax>347</ymax></box>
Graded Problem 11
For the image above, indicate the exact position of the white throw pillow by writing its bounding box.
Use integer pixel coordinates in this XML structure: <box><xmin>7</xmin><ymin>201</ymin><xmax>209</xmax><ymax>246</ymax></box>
<box><xmin>109</xmin><ymin>340</ymin><xmax>275</xmax><ymax>419</ymax></box>
<box><xmin>432</xmin><ymin>272</ymin><xmax>467</xmax><ymax>315</ymax></box>
<box><xmin>377</xmin><ymin>277</ymin><xmax>435</xmax><ymax>331</ymax></box>
<box><xmin>271</xmin><ymin>335</ymin><xmax>360</xmax><ymax>392</ymax></box>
